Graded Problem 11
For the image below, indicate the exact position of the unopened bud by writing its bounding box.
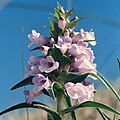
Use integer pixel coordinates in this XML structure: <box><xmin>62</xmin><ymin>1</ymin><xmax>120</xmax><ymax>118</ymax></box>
<box><xmin>58</xmin><ymin>16</ymin><xmax>66</xmax><ymax>30</ymax></box>
<box><xmin>64</xmin><ymin>29</ymin><xmax>70</xmax><ymax>37</ymax></box>
<box><xmin>70</xmin><ymin>31</ymin><xmax>76</xmax><ymax>38</ymax></box>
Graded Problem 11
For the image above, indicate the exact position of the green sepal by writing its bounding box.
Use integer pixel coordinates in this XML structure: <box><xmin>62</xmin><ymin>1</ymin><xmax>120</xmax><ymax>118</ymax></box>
<box><xmin>66</xmin><ymin>17</ymin><xmax>79</xmax><ymax>29</ymax></box>
<box><xmin>64</xmin><ymin>9</ymin><xmax>73</xmax><ymax>18</ymax></box>
<box><xmin>43</xmin><ymin>88</ymin><xmax>56</xmax><ymax>100</ymax></box>
<box><xmin>56</xmin><ymin>2</ymin><xmax>65</xmax><ymax>14</ymax></box>
<box><xmin>49</xmin><ymin>19</ymin><xmax>62</xmax><ymax>40</ymax></box>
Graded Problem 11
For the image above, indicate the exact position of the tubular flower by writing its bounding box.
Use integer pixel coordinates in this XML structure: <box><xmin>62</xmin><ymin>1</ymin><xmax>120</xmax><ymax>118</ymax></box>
<box><xmin>71</xmin><ymin>29</ymin><xmax>96</xmax><ymax>46</ymax></box>
<box><xmin>24</xmin><ymin>56</ymin><xmax>43</xmax><ymax>78</ymax></box>
<box><xmin>38</xmin><ymin>56</ymin><xmax>59</xmax><ymax>73</ymax></box>
<box><xmin>65</xmin><ymin>82</ymin><xmax>95</xmax><ymax>103</ymax></box>
<box><xmin>73</xmin><ymin>58</ymin><xmax>97</xmax><ymax>74</ymax></box>
<box><xmin>24</xmin><ymin>74</ymin><xmax>51</xmax><ymax>104</ymax></box>
<box><xmin>28</xmin><ymin>30</ymin><xmax>49</xmax><ymax>48</ymax></box>
<box><xmin>56</xmin><ymin>36</ymin><xmax>72</xmax><ymax>53</ymax></box>
<box><xmin>68</xmin><ymin>41</ymin><xmax>96</xmax><ymax>74</ymax></box>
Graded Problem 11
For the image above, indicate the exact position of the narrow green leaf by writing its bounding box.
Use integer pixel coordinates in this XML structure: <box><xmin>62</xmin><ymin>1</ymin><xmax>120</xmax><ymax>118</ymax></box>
<box><xmin>90</xmin><ymin>72</ymin><xmax>120</xmax><ymax>101</ymax></box>
<box><xmin>97</xmin><ymin>72</ymin><xmax>120</xmax><ymax>101</ymax></box>
<box><xmin>0</xmin><ymin>101</ymin><xmax>62</xmax><ymax>120</ymax></box>
<box><xmin>49</xmin><ymin>19</ymin><xmax>55</xmax><ymax>32</ymax></box>
<box><xmin>117</xmin><ymin>57</ymin><xmax>120</xmax><ymax>70</ymax></box>
<box><xmin>61</xmin><ymin>101</ymin><xmax>120</xmax><ymax>116</ymax></box>
<box><xmin>11</xmin><ymin>76</ymin><xmax>34</xmax><ymax>90</ymax></box>
<box><xmin>84</xmin><ymin>40</ymin><xmax>96</xmax><ymax>42</ymax></box>
<box><xmin>42</xmin><ymin>88</ymin><xmax>56</xmax><ymax>100</ymax></box>
<box><xmin>56</xmin><ymin>2</ymin><xmax>65</xmax><ymax>14</ymax></box>
<box><xmin>54</xmin><ymin>9</ymin><xmax>62</xmax><ymax>20</ymax></box>
<box><xmin>66</xmin><ymin>17</ymin><xmax>79</xmax><ymax>29</ymax></box>
<box><xmin>47</xmin><ymin>113</ymin><xmax>54</xmax><ymax>120</ymax></box>
<box><xmin>49</xmin><ymin>19</ymin><xmax>62</xmax><ymax>40</ymax></box>
<box><xmin>64</xmin><ymin>95</ymin><xmax>77</xmax><ymax>120</ymax></box>
<box><xmin>64</xmin><ymin>9</ymin><xmax>73</xmax><ymax>18</ymax></box>
<box><xmin>90</xmin><ymin>72</ymin><xmax>109</xmax><ymax>89</ymax></box>
<box><xmin>60</xmin><ymin>72</ymin><xmax>89</xmax><ymax>83</ymax></box>
<box><xmin>30</xmin><ymin>46</ymin><xmax>40</xmax><ymax>51</ymax></box>
<box><xmin>97</xmin><ymin>108</ymin><xmax>111</xmax><ymax>120</ymax></box>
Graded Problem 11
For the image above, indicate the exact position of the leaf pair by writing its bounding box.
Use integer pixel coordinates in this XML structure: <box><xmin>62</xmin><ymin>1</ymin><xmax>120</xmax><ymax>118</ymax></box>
<box><xmin>0</xmin><ymin>101</ymin><xmax>120</xmax><ymax>120</ymax></box>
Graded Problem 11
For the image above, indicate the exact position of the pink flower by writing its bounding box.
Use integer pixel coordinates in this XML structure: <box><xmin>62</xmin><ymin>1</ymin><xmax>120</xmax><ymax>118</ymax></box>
<box><xmin>73</xmin><ymin>58</ymin><xmax>97</xmax><ymax>74</ymax></box>
<box><xmin>55</xmin><ymin>36</ymin><xmax>72</xmax><ymax>53</ymax></box>
<box><xmin>68</xmin><ymin>41</ymin><xmax>88</xmax><ymax>57</ymax></box>
<box><xmin>29</xmin><ymin>56</ymin><xmax>43</xmax><ymax>65</ymax></box>
<box><xmin>28</xmin><ymin>30</ymin><xmax>49</xmax><ymax>48</ymax></box>
<box><xmin>68</xmin><ymin>41</ymin><xmax>96</xmax><ymax>74</ymax></box>
<box><xmin>58</xmin><ymin>16</ymin><xmax>66</xmax><ymax>30</ymax></box>
<box><xmin>38</xmin><ymin>56</ymin><xmax>59</xmax><ymax>73</ymax></box>
<box><xmin>68</xmin><ymin>41</ymin><xmax>95</xmax><ymax>61</ymax></box>
<box><xmin>28</xmin><ymin>30</ymin><xmax>40</xmax><ymax>41</ymax></box>
<box><xmin>40</xmin><ymin>45</ymin><xmax>49</xmax><ymax>55</ymax></box>
<box><xmin>24</xmin><ymin>65</ymin><xmax>40</xmax><ymax>78</ymax></box>
<box><xmin>65</xmin><ymin>82</ymin><xmax>95</xmax><ymax>103</ymax></box>
<box><xmin>72</xmin><ymin>29</ymin><xmax>96</xmax><ymax>46</ymax></box>
<box><xmin>24</xmin><ymin>74</ymin><xmax>51</xmax><ymax>104</ymax></box>
<box><xmin>58</xmin><ymin>36</ymin><xmax>72</xmax><ymax>46</ymax></box>
<box><xmin>24</xmin><ymin>56</ymin><xmax>43</xmax><ymax>78</ymax></box>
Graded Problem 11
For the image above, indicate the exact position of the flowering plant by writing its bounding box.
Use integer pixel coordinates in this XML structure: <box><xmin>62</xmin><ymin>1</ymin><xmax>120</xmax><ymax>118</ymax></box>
<box><xmin>0</xmin><ymin>3</ymin><xmax>120</xmax><ymax>120</ymax></box>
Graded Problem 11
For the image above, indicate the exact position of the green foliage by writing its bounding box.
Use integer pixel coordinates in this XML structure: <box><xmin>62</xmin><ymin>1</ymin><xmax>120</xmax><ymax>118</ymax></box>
<box><xmin>49</xmin><ymin>3</ymin><xmax>81</xmax><ymax>41</ymax></box>
<box><xmin>47</xmin><ymin>45</ymin><xmax>71</xmax><ymax>66</ymax></box>
<box><xmin>47</xmin><ymin>113</ymin><xmax>54</xmax><ymax>120</ymax></box>
<box><xmin>97</xmin><ymin>108</ymin><xmax>111</xmax><ymax>120</ymax></box>
<box><xmin>52</xmin><ymin>82</ymin><xmax>64</xmax><ymax>96</ymax></box>
<box><xmin>90</xmin><ymin>72</ymin><xmax>120</xmax><ymax>101</ymax></box>
<box><xmin>61</xmin><ymin>101</ymin><xmax>120</xmax><ymax>116</ymax></box>
<box><xmin>64</xmin><ymin>95</ymin><xmax>77</xmax><ymax>120</ymax></box>
<box><xmin>49</xmin><ymin>19</ymin><xmax>62</xmax><ymax>40</ymax></box>
<box><xmin>42</xmin><ymin>88</ymin><xmax>56</xmax><ymax>100</ymax></box>
<box><xmin>52</xmin><ymin>82</ymin><xmax>77</xmax><ymax>120</ymax></box>
<box><xmin>66</xmin><ymin>17</ymin><xmax>79</xmax><ymax>30</ymax></box>
<box><xmin>117</xmin><ymin>57</ymin><xmax>120</xmax><ymax>70</ymax></box>
<box><xmin>11</xmin><ymin>76</ymin><xmax>34</xmax><ymax>90</ymax></box>
<box><xmin>0</xmin><ymin>101</ymin><xmax>62</xmax><ymax>120</ymax></box>
<box><xmin>30</xmin><ymin>46</ymin><xmax>41</xmax><ymax>51</ymax></box>
<box><xmin>59</xmin><ymin>72</ymin><xmax>89</xmax><ymax>83</ymax></box>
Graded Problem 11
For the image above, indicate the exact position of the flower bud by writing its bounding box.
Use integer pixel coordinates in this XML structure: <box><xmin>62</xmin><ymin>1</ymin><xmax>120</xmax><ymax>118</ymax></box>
<box><xmin>58</xmin><ymin>16</ymin><xmax>66</xmax><ymax>30</ymax></box>
<box><xmin>64</xmin><ymin>29</ymin><xmax>70</xmax><ymax>37</ymax></box>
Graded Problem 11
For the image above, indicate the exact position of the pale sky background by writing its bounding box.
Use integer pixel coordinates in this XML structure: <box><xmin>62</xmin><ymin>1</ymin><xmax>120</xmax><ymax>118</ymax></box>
<box><xmin>0</xmin><ymin>0</ymin><xmax>120</xmax><ymax>118</ymax></box>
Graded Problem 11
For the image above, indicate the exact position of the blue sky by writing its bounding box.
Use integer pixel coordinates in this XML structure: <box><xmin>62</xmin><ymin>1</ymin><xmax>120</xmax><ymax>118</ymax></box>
<box><xmin>0</xmin><ymin>0</ymin><xmax>120</xmax><ymax>115</ymax></box>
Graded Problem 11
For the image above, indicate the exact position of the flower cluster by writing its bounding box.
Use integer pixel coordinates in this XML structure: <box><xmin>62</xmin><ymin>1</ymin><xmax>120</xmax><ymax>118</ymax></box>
<box><xmin>24</xmin><ymin>4</ymin><xmax>97</xmax><ymax>104</ymax></box>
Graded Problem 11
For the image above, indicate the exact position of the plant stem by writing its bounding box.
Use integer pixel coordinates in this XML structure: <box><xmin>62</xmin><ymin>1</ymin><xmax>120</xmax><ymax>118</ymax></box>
<box><xmin>57</xmin><ymin>94</ymin><xmax>64</xmax><ymax>119</ymax></box>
